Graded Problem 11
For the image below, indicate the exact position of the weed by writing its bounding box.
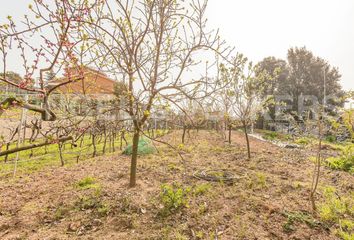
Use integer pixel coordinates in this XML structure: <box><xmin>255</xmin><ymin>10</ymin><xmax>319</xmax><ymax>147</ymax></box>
<box><xmin>177</xmin><ymin>144</ymin><xmax>193</xmax><ymax>153</ymax></box>
<box><xmin>97</xmin><ymin>203</ymin><xmax>111</xmax><ymax>217</ymax></box>
<box><xmin>73</xmin><ymin>178</ymin><xmax>110</xmax><ymax>218</ymax></box>
<box><xmin>167</xmin><ymin>163</ymin><xmax>183</xmax><ymax>172</ymax></box>
<box><xmin>198</xmin><ymin>202</ymin><xmax>208</xmax><ymax>214</ymax></box>
<box><xmin>325</xmin><ymin>145</ymin><xmax>354</xmax><ymax>173</ymax></box>
<box><xmin>117</xmin><ymin>195</ymin><xmax>137</xmax><ymax>213</ymax></box>
<box><xmin>76</xmin><ymin>176</ymin><xmax>99</xmax><ymax>190</ymax></box>
<box><xmin>325</xmin><ymin>135</ymin><xmax>337</xmax><ymax>143</ymax></box>
<box><xmin>76</xmin><ymin>195</ymin><xmax>101</xmax><ymax>210</ymax></box>
<box><xmin>53</xmin><ymin>205</ymin><xmax>70</xmax><ymax>221</ymax></box>
<box><xmin>247</xmin><ymin>172</ymin><xmax>267</xmax><ymax>189</ymax></box>
<box><xmin>318</xmin><ymin>187</ymin><xmax>354</xmax><ymax>239</ymax></box>
<box><xmin>193</xmin><ymin>183</ymin><xmax>211</xmax><ymax>196</ymax></box>
<box><xmin>234</xmin><ymin>215</ymin><xmax>247</xmax><ymax>238</ymax></box>
<box><xmin>282</xmin><ymin>211</ymin><xmax>319</xmax><ymax>233</ymax></box>
<box><xmin>293</xmin><ymin>181</ymin><xmax>305</xmax><ymax>189</ymax></box>
<box><xmin>195</xmin><ymin>231</ymin><xmax>204</xmax><ymax>239</ymax></box>
<box><xmin>211</xmin><ymin>146</ymin><xmax>225</xmax><ymax>154</ymax></box>
<box><xmin>263</xmin><ymin>131</ymin><xmax>278</xmax><ymax>141</ymax></box>
<box><xmin>175</xmin><ymin>232</ymin><xmax>189</xmax><ymax>240</ymax></box>
<box><xmin>160</xmin><ymin>183</ymin><xmax>191</xmax><ymax>216</ymax></box>
<box><xmin>295</xmin><ymin>137</ymin><xmax>312</xmax><ymax>145</ymax></box>
<box><xmin>337</xmin><ymin>218</ymin><xmax>354</xmax><ymax>240</ymax></box>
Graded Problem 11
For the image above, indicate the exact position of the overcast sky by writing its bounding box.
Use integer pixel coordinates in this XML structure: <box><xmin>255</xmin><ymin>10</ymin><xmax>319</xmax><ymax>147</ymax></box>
<box><xmin>206</xmin><ymin>0</ymin><xmax>354</xmax><ymax>90</ymax></box>
<box><xmin>0</xmin><ymin>0</ymin><xmax>353</xmax><ymax>90</ymax></box>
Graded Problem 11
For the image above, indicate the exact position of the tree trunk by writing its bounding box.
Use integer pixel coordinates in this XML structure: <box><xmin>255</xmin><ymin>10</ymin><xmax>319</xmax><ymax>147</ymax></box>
<box><xmin>4</xmin><ymin>143</ymin><xmax>10</xmax><ymax>162</ymax></box>
<box><xmin>182</xmin><ymin>125</ymin><xmax>187</xmax><ymax>144</ymax></box>
<box><xmin>120</xmin><ymin>132</ymin><xmax>123</xmax><ymax>150</ymax></box>
<box><xmin>103</xmin><ymin>129</ymin><xmax>107</xmax><ymax>154</ymax></box>
<box><xmin>243</xmin><ymin>121</ymin><xmax>251</xmax><ymax>160</ymax></box>
<box><xmin>92</xmin><ymin>134</ymin><xmax>97</xmax><ymax>157</ymax></box>
<box><xmin>310</xmin><ymin>118</ymin><xmax>323</xmax><ymax>212</ymax></box>
<box><xmin>228</xmin><ymin>124</ymin><xmax>232</xmax><ymax>144</ymax></box>
<box><xmin>58</xmin><ymin>143</ymin><xmax>64</xmax><ymax>166</ymax></box>
<box><xmin>129</xmin><ymin>130</ymin><xmax>140</xmax><ymax>188</ymax></box>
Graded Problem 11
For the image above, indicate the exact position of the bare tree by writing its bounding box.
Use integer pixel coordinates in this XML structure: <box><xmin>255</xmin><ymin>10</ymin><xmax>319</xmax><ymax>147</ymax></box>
<box><xmin>84</xmin><ymin>0</ymin><xmax>228</xmax><ymax>187</ymax></box>
<box><xmin>220</xmin><ymin>56</ymin><xmax>267</xmax><ymax>160</ymax></box>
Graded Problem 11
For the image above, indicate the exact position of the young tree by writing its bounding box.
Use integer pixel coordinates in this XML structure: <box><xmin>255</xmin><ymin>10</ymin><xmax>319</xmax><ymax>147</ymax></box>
<box><xmin>218</xmin><ymin>53</ymin><xmax>247</xmax><ymax>144</ymax></box>
<box><xmin>85</xmin><ymin>0</ymin><xmax>226</xmax><ymax>187</ymax></box>
<box><xmin>221</xmin><ymin>56</ymin><xmax>267</xmax><ymax>159</ymax></box>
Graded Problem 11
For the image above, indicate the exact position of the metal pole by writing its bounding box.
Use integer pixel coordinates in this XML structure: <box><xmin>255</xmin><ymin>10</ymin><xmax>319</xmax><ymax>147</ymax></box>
<box><xmin>323</xmin><ymin>66</ymin><xmax>326</xmax><ymax>107</ymax></box>
<box><xmin>13</xmin><ymin>94</ymin><xmax>28</xmax><ymax>177</ymax></box>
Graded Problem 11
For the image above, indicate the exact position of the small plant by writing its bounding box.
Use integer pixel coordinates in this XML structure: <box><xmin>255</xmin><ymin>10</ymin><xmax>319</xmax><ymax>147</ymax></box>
<box><xmin>325</xmin><ymin>135</ymin><xmax>337</xmax><ymax>143</ymax></box>
<box><xmin>160</xmin><ymin>183</ymin><xmax>191</xmax><ymax>215</ymax></box>
<box><xmin>198</xmin><ymin>202</ymin><xmax>208</xmax><ymax>214</ymax></box>
<box><xmin>256</xmin><ymin>172</ymin><xmax>267</xmax><ymax>187</ymax></box>
<box><xmin>177</xmin><ymin>143</ymin><xmax>193</xmax><ymax>153</ymax></box>
<box><xmin>53</xmin><ymin>205</ymin><xmax>70</xmax><ymax>221</ymax></box>
<box><xmin>295</xmin><ymin>137</ymin><xmax>312</xmax><ymax>145</ymax></box>
<box><xmin>76</xmin><ymin>176</ymin><xmax>100</xmax><ymax>190</ymax></box>
<box><xmin>263</xmin><ymin>131</ymin><xmax>278</xmax><ymax>141</ymax></box>
<box><xmin>318</xmin><ymin>187</ymin><xmax>354</xmax><ymax>239</ymax></box>
<box><xmin>97</xmin><ymin>203</ymin><xmax>111</xmax><ymax>217</ymax></box>
<box><xmin>76</xmin><ymin>195</ymin><xmax>101</xmax><ymax>210</ymax></box>
<box><xmin>167</xmin><ymin>163</ymin><xmax>183</xmax><ymax>172</ymax></box>
<box><xmin>282</xmin><ymin>211</ymin><xmax>319</xmax><ymax>233</ymax></box>
<box><xmin>325</xmin><ymin>145</ymin><xmax>354</xmax><ymax>173</ymax></box>
<box><xmin>248</xmin><ymin>172</ymin><xmax>267</xmax><ymax>189</ymax></box>
<box><xmin>193</xmin><ymin>183</ymin><xmax>211</xmax><ymax>196</ymax></box>
<box><xmin>175</xmin><ymin>232</ymin><xmax>189</xmax><ymax>240</ymax></box>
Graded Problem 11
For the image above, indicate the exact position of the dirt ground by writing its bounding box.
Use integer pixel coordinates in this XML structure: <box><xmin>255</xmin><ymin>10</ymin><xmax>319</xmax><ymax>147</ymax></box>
<box><xmin>0</xmin><ymin>130</ymin><xmax>353</xmax><ymax>240</ymax></box>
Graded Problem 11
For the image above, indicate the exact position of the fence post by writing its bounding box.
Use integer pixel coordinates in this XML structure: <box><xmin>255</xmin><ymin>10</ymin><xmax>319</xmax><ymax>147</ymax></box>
<box><xmin>13</xmin><ymin>94</ymin><xmax>28</xmax><ymax>177</ymax></box>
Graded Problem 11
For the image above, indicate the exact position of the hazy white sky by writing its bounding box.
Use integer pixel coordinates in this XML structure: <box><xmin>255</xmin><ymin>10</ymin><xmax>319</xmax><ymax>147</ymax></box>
<box><xmin>0</xmin><ymin>0</ymin><xmax>353</xmax><ymax>90</ymax></box>
<box><xmin>206</xmin><ymin>0</ymin><xmax>354</xmax><ymax>90</ymax></box>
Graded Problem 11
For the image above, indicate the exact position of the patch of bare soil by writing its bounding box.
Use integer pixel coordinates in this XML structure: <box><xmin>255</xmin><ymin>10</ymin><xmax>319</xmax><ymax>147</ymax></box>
<box><xmin>0</xmin><ymin>130</ymin><xmax>353</xmax><ymax>239</ymax></box>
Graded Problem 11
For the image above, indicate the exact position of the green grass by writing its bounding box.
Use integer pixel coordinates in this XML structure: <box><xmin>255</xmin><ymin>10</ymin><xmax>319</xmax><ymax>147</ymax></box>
<box><xmin>0</xmin><ymin>134</ymin><xmax>130</xmax><ymax>178</ymax></box>
<box><xmin>0</xmin><ymin>129</ymin><xmax>169</xmax><ymax>178</ymax></box>
<box><xmin>76</xmin><ymin>176</ymin><xmax>99</xmax><ymax>190</ymax></box>
<box><xmin>257</xmin><ymin>129</ymin><xmax>292</xmax><ymax>141</ymax></box>
<box><xmin>295</xmin><ymin>137</ymin><xmax>313</xmax><ymax>145</ymax></box>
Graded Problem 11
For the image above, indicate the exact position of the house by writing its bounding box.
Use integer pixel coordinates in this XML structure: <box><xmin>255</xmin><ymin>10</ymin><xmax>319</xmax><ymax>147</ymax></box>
<box><xmin>49</xmin><ymin>67</ymin><xmax>119</xmax><ymax>116</ymax></box>
<box><xmin>51</xmin><ymin>67</ymin><xmax>116</xmax><ymax>97</ymax></box>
